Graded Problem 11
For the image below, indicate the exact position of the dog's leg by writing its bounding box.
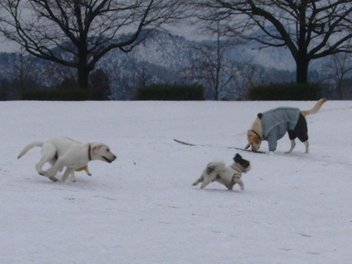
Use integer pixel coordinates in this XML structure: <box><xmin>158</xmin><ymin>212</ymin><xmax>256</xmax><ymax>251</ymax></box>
<box><xmin>61</xmin><ymin>168</ymin><xmax>74</xmax><ymax>183</ymax></box>
<box><xmin>36</xmin><ymin>145</ymin><xmax>56</xmax><ymax>175</ymax></box>
<box><xmin>285</xmin><ymin>140</ymin><xmax>296</xmax><ymax>154</ymax></box>
<box><xmin>233</xmin><ymin>178</ymin><xmax>244</xmax><ymax>190</ymax></box>
<box><xmin>227</xmin><ymin>182</ymin><xmax>235</xmax><ymax>191</ymax></box>
<box><xmin>70</xmin><ymin>171</ymin><xmax>77</xmax><ymax>182</ymax></box>
<box><xmin>200</xmin><ymin>177</ymin><xmax>213</xmax><ymax>189</ymax></box>
<box><xmin>192</xmin><ymin>176</ymin><xmax>204</xmax><ymax>186</ymax></box>
<box><xmin>48</xmin><ymin>159</ymin><xmax>56</xmax><ymax>167</ymax></box>
<box><xmin>48</xmin><ymin>176</ymin><xmax>59</xmax><ymax>182</ymax></box>
<box><xmin>46</xmin><ymin>159</ymin><xmax>60</xmax><ymax>182</ymax></box>
<box><xmin>304</xmin><ymin>141</ymin><xmax>309</xmax><ymax>154</ymax></box>
<box><xmin>45</xmin><ymin>157</ymin><xmax>65</xmax><ymax>180</ymax></box>
<box><xmin>85</xmin><ymin>166</ymin><xmax>92</xmax><ymax>176</ymax></box>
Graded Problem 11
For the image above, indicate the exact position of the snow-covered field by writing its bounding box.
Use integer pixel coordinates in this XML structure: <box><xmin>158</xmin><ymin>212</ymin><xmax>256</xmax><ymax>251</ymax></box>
<box><xmin>1</xmin><ymin>100</ymin><xmax>351</xmax><ymax>264</ymax></box>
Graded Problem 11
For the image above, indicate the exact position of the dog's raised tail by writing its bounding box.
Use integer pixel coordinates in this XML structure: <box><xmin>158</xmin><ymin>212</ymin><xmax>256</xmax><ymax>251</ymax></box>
<box><xmin>17</xmin><ymin>141</ymin><xmax>43</xmax><ymax>159</ymax></box>
<box><xmin>300</xmin><ymin>98</ymin><xmax>327</xmax><ymax>117</ymax></box>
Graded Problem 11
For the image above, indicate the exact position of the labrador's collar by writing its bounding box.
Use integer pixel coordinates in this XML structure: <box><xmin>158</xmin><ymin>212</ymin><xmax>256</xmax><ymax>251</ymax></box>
<box><xmin>88</xmin><ymin>144</ymin><xmax>92</xmax><ymax>161</ymax></box>
<box><xmin>251</xmin><ymin>129</ymin><xmax>262</xmax><ymax>142</ymax></box>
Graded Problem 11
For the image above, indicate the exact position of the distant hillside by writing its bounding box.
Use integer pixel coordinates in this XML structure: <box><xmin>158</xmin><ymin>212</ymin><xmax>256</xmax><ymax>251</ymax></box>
<box><xmin>0</xmin><ymin>29</ymin><xmax>327</xmax><ymax>100</ymax></box>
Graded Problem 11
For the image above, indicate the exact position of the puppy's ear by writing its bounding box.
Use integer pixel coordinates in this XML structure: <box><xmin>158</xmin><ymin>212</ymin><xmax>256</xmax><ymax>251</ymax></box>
<box><xmin>257</xmin><ymin>113</ymin><xmax>263</xmax><ymax>119</ymax></box>
<box><xmin>245</xmin><ymin>143</ymin><xmax>251</xmax><ymax>149</ymax></box>
<box><xmin>242</xmin><ymin>160</ymin><xmax>250</xmax><ymax>169</ymax></box>
<box><xmin>235</xmin><ymin>154</ymin><xmax>250</xmax><ymax>168</ymax></box>
<box><xmin>234</xmin><ymin>153</ymin><xmax>242</xmax><ymax>163</ymax></box>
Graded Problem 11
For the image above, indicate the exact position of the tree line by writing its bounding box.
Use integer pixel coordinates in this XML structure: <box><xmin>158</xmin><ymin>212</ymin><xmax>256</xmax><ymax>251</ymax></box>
<box><xmin>0</xmin><ymin>0</ymin><xmax>352</xmax><ymax>99</ymax></box>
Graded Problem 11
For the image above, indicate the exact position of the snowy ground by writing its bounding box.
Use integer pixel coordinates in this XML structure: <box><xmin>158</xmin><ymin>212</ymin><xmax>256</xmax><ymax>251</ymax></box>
<box><xmin>1</xmin><ymin>100</ymin><xmax>351</xmax><ymax>264</ymax></box>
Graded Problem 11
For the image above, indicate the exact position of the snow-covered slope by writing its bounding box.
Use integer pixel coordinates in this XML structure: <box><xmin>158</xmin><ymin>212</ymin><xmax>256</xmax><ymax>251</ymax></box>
<box><xmin>1</xmin><ymin>100</ymin><xmax>351</xmax><ymax>263</ymax></box>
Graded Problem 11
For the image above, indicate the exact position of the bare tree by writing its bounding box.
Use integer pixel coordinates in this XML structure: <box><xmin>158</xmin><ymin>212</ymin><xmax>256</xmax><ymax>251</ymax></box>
<box><xmin>325</xmin><ymin>52</ymin><xmax>352</xmax><ymax>99</ymax></box>
<box><xmin>194</xmin><ymin>0</ymin><xmax>352</xmax><ymax>84</ymax></box>
<box><xmin>13</xmin><ymin>48</ymin><xmax>38</xmax><ymax>90</ymax></box>
<box><xmin>90</xmin><ymin>68</ymin><xmax>110</xmax><ymax>100</ymax></box>
<box><xmin>1</xmin><ymin>48</ymin><xmax>40</xmax><ymax>99</ymax></box>
<box><xmin>0</xmin><ymin>0</ymin><xmax>190</xmax><ymax>89</ymax></box>
<box><xmin>182</xmin><ymin>20</ymin><xmax>241</xmax><ymax>100</ymax></box>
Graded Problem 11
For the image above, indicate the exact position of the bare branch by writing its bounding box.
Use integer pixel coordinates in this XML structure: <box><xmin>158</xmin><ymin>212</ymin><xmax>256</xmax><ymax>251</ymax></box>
<box><xmin>0</xmin><ymin>0</ymin><xmax>190</xmax><ymax>89</ymax></box>
<box><xmin>194</xmin><ymin>0</ymin><xmax>352</xmax><ymax>83</ymax></box>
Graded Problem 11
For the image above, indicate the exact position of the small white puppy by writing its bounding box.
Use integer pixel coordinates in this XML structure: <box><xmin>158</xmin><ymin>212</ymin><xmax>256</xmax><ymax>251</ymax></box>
<box><xmin>18</xmin><ymin>136</ymin><xmax>116</xmax><ymax>182</ymax></box>
<box><xmin>192</xmin><ymin>154</ymin><xmax>251</xmax><ymax>190</ymax></box>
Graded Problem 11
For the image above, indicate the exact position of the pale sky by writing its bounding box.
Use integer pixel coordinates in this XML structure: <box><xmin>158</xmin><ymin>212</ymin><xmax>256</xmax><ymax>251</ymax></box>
<box><xmin>0</xmin><ymin>24</ymin><xmax>199</xmax><ymax>53</ymax></box>
<box><xmin>0</xmin><ymin>1</ymin><xmax>201</xmax><ymax>54</ymax></box>
<box><xmin>0</xmin><ymin>38</ymin><xmax>20</xmax><ymax>53</ymax></box>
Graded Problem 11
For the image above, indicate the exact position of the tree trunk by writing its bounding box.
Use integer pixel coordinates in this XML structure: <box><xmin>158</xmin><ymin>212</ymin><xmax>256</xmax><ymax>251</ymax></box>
<box><xmin>295</xmin><ymin>55</ymin><xmax>309</xmax><ymax>84</ymax></box>
<box><xmin>296</xmin><ymin>1</ymin><xmax>309</xmax><ymax>84</ymax></box>
<box><xmin>214</xmin><ymin>88</ymin><xmax>219</xmax><ymax>100</ymax></box>
<box><xmin>337</xmin><ymin>78</ymin><xmax>343</xmax><ymax>100</ymax></box>
<box><xmin>77</xmin><ymin>66</ymin><xmax>91</xmax><ymax>90</ymax></box>
<box><xmin>76</xmin><ymin>46</ymin><xmax>92</xmax><ymax>90</ymax></box>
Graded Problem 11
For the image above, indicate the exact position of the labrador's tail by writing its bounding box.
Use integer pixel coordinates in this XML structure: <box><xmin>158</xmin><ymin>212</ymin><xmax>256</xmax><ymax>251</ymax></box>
<box><xmin>17</xmin><ymin>141</ymin><xmax>44</xmax><ymax>159</ymax></box>
<box><xmin>300</xmin><ymin>98</ymin><xmax>327</xmax><ymax>117</ymax></box>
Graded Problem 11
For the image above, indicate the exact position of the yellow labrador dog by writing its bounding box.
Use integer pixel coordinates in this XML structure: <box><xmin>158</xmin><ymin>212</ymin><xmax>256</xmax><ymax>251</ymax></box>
<box><xmin>17</xmin><ymin>136</ymin><xmax>116</xmax><ymax>182</ymax></box>
<box><xmin>246</xmin><ymin>98</ymin><xmax>326</xmax><ymax>153</ymax></box>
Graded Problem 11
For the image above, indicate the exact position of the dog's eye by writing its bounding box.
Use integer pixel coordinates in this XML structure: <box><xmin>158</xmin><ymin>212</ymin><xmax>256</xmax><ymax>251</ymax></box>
<box><xmin>106</xmin><ymin>148</ymin><xmax>110</xmax><ymax>152</ymax></box>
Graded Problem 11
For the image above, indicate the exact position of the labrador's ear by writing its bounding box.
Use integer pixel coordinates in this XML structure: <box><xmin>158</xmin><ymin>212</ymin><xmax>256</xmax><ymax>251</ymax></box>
<box><xmin>91</xmin><ymin>143</ymin><xmax>103</xmax><ymax>153</ymax></box>
<box><xmin>245</xmin><ymin>143</ymin><xmax>251</xmax><ymax>149</ymax></box>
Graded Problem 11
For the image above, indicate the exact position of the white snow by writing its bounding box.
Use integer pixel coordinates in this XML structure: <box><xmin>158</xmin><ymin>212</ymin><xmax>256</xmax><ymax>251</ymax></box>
<box><xmin>1</xmin><ymin>100</ymin><xmax>351</xmax><ymax>264</ymax></box>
